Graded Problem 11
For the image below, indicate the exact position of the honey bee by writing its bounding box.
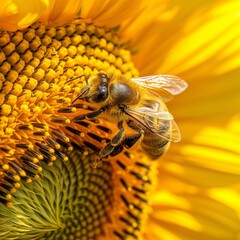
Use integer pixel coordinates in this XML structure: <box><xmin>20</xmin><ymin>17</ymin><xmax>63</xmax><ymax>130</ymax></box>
<box><xmin>70</xmin><ymin>73</ymin><xmax>188</xmax><ymax>165</ymax></box>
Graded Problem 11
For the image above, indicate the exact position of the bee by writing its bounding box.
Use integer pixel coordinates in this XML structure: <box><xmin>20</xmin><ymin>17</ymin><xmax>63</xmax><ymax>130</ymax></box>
<box><xmin>70</xmin><ymin>73</ymin><xmax>188</xmax><ymax>165</ymax></box>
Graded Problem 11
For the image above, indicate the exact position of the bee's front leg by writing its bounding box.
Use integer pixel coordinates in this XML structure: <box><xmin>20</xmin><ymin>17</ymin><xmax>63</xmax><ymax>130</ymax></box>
<box><xmin>92</xmin><ymin>121</ymin><xmax>125</xmax><ymax>167</ymax></box>
<box><xmin>72</xmin><ymin>107</ymin><xmax>105</xmax><ymax>122</ymax></box>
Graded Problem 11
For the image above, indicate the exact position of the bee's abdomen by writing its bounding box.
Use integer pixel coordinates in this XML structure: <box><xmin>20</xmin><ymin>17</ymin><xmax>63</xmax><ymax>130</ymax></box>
<box><xmin>141</xmin><ymin>133</ymin><xmax>169</xmax><ymax>159</ymax></box>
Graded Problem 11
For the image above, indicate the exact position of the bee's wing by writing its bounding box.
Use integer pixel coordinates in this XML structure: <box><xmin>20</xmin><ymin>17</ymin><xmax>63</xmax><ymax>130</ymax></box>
<box><xmin>125</xmin><ymin>107</ymin><xmax>181</xmax><ymax>142</ymax></box>
<box><xmin>131</xmin><ymin>75</ymin><xmax>188</xmax><ymax>102</ymax></box>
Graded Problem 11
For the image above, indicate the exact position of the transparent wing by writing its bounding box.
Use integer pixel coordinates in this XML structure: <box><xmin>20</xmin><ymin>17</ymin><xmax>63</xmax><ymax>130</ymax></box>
<box><xmin>142</xmin><ymin>112</ymin><xmax>181</xmax><ymax>142</ymax></box>
<box><xmin>125</xmin><ymin>107</ymin><xmax>181</xmax><ymax>142</ymax></box>
<box><xmin>131</xmin><ymin>74</ymin><xmax>188</xmax><ymax>102</ymax></box>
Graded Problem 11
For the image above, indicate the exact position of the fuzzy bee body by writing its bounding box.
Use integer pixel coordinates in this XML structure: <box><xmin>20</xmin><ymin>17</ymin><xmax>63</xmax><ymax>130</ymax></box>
<box><xmin>70</xmin><ymin>73</ymin><xmax>188</xmax><ymax>165</ymax></box>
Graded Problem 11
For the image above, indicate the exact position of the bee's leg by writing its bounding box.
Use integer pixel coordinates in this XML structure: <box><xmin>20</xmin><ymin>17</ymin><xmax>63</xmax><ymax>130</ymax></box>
<box><xmin>72</xmin><ymin>107</ymin><xmax>105</xmax><ymax>122</ymax></box>
<box><xmin>124</xmin><ymin>120</ymin><xmax>144</xmax><ymax>149</ymax></box>
<box><xmin>98</xmin><ymin>121</ymin><xmax>125</xmax><ymax>157</ymax></box>
<box><xmin>110</xmin><ymin>121</ymin><xmax>125</xmax><ymax>146</ymax></box>
<box><xmin>92</xmin><ymin>121</ymin><xmax>126</xmax><ymax>167</ymax></box>
<box><xmin>110</xmin><ymin>120</ymin><xmax>143</xmax><ymax>157</ymax></box>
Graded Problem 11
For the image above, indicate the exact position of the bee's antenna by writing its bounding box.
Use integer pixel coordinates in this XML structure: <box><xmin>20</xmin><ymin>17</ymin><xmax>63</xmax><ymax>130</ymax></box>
<box><xmin>66</xmin><ymin>74</ymin><xmax>90</xmax><ymax>85</ymax></box>
<box><xmin>71</xmin><ymin>87</ymin><xmax>90</xmax><ymax>104</ymax></box>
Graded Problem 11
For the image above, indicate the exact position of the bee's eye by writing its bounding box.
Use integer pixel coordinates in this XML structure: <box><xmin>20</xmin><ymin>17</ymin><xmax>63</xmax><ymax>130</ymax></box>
<box><xmin>92</xmin><ymin>85</ymin><xmax>108</xmax><ymax>103</ymax></box>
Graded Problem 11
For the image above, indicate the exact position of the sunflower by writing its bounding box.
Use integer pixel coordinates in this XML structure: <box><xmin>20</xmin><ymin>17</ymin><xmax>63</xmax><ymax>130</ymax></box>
<box><xmin>0</xmin><ymin>0</ymin><xmax>240</xmax><ymax>240</ymax></box>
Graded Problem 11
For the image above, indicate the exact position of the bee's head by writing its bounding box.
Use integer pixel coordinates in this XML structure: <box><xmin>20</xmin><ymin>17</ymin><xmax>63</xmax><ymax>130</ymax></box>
<box><xmin>86</xmin><ymin>73</ymin><xmax>109</xmax><ymax>103</ymax></box>
<box><xmin>109</xmin><ymin>82</ymin><xmax>140</xmax><ymax>105</ymax></box>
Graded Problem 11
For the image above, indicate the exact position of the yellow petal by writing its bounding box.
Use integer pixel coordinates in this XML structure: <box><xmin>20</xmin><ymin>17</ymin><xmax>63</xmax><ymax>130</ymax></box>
<box><xmin>145</xmin><ymin>191</ymin><xmax>240</xmax><ymax>240</ymax></box>
<box><xmin>0</xmin><ymin>0</ymin><xmax>49</xmax><ymax>31</ymax></box>
<box><xmin>128</xmin><ymin>0</ymin><xmax>240</xmax><ymax>76</ymax></box>
<box><xmin>120</xmin><ymin>0</ymin><xmax>240</xmax><ymax>121</ymax></box>
<box><xmin>39</xmin><ymin>0</ymin><xmax>82</xmax><ymax>25</ymax></box>
<box><xmin>157</xmin><ymin>1</ymin><xmax>240</xmax><ymax>75</ymax></box>
<box><xmin>159</xmin><ymin>120</ymin><xmax>240</xmax><ymax>189</ymax></box>
<box><xmin>79</xmin><ymin>0</ymin><xmax>144</xmax><ymax>27</ymax></box>
<box><xmin>168</xmin><ymin>67</ymin><xmax>240</xmax><ymax>120</ymax></box>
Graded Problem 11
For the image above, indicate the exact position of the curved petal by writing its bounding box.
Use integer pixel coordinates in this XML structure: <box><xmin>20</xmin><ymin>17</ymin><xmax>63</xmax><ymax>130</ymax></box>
<box><xmin>145</xmin><ymin>118</ymin><xmax>240</xmax><ymax>239</ymax></box>
<box><xmin>79</xmin><ymin>0</ymin><xmax>144</xmax><ymax>27</ymax></box>
<box><xmin>122</xmin><ymin>0</ymin><xmax>240</xmax><ymax>121</ymax></box>
<box><xmin>159</xmin><ymin>118</ymin><xmax>240</xmax><ymax>189</ymax></box>
<box><xmin>128</xmin><ymin>0</ymin><xmax>240</xmax><ymax>77</ymax></box>
<box><xmin>145</xmin><ymin>191</ymin><xmax>240</xmax><ymax>240</ymax></box>
<box><xmin>39</xmin><ymin>0</ymin><xmax>82</xmax><ymax>25</ymax></box>
<box><xmin>168</xmin><ymin>67</ymin><xmax>240</xmax><ymax>121</ymax></box>
<box><xmin>0</xmin><ymin>0</ymin><xmax>49</xmax><ymax>31</ymax></box>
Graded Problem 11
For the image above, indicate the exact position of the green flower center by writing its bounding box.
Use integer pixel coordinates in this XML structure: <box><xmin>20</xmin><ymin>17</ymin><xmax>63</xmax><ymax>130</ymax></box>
<box><xmin>1</xmin><ymin>151</ymin><xmax>112</xmax><ymax>240</ymax></box>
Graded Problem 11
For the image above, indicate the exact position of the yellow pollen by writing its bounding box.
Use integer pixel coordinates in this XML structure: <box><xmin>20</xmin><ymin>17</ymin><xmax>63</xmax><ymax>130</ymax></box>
<box><xmin>28</xmin><ymin>144</ymin><xmax>34</xmax><ymax>150</ymax></box>
<box><xmin>1</xmin><ymin>104</ymin><xmax>11</xmax><ymax>116</ymax></box>
<box><xmin>13</xmin><ymin>175</ymin><xmax>20</xmax><ymax>182</ymax></box>
<box><xmin>10</xmin><ymin>188</ymin><xmax>16</xmax><ymax>193</ymax></box>
<box><xmin>26</xmin><ymin>178</ymin><xmax>32</xmax><ymax>184</ymax></box>
<box><xmin>5</xmin><ymin>193</ymin><xmax>12</xmax><ymax>200</ymax></box>
<box><xmin>2</xmin><ymin>164</ymin><xmax>9</xmax><ymax>171</ymax></box>
<box><xmin>32</xmin><ymin>158</ymin><xmax>39</xmax><ymax>163</ymax></box>
<box><xmin>19</xmin><ymin>171</ymin><xmax>26</xmax><ymax>177</ymax></box>
<box><xmin>6</xmin><ymin>202</ymin><xmax>12</xmax><ymax>208</ymax></box>
<box><xmin>14</xmin><ymin>183</ymin><xmax>20</xmax><ymax>188</ymax></box>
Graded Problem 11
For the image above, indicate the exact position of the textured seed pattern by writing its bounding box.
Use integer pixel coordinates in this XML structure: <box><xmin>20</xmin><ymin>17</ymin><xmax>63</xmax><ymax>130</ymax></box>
<box><xmin>0</xmin><ymin>21</ymin><xmax>156</xmax><ymax>240</ymax></box>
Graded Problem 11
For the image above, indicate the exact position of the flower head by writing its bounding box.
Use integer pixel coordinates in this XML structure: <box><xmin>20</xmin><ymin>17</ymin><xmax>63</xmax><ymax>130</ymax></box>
<box><xmin>0</xmin><ymin>0</ymin><xmax>240</xmax><ymax>240</ymax></box>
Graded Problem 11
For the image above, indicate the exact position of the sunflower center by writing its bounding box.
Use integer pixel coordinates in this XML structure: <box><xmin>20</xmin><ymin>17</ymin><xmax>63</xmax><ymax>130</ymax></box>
<box><xmin>0</xmin><ymin>20</ymin><xmax>138</xmax><ymax>200</ymax></box>
<box><xmin>0</xmin><ymin>21</ymin><xmax>155</xmax><ymax>240</ymax></box>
